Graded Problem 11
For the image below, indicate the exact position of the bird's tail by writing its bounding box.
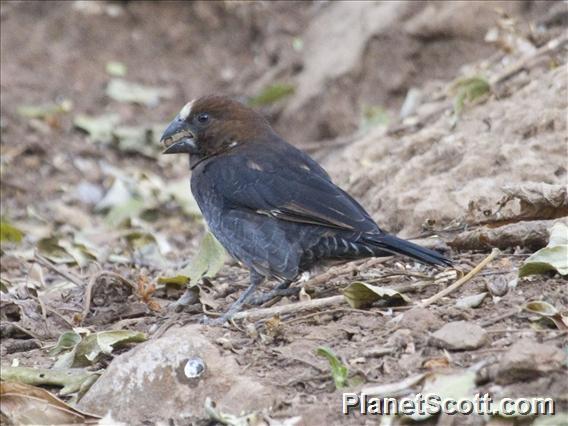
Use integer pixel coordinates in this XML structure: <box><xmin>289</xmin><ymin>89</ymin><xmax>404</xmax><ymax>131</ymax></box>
<box><xmin>364</xmin><ymin>234</ymin><xmax>452</xmax><ymax>267</ymax></box>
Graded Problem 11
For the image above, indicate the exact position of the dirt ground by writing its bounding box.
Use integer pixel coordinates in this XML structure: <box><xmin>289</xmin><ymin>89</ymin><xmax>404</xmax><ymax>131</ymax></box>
<box><xmin>1</xmin><ymin>1</ymin><xmax>567</xmax><ymax>425</ymax></box>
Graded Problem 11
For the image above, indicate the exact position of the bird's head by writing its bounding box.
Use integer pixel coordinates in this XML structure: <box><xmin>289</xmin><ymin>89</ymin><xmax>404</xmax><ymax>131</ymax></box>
<box><xmin>160</xmin><ymin>95</ymin><xmax>272</xmax><ymax>167</ymax></box>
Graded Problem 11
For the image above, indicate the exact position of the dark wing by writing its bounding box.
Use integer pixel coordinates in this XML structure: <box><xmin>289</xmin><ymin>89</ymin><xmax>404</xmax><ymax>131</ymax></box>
<box><xmin>206</xmin><ymin>143</ymin><xmax>381</xmax><ymax>234</ymax></box>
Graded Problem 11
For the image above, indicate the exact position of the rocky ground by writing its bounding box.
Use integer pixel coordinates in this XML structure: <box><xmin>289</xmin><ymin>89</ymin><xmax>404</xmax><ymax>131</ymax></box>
<box><xmin>1</xmin><ymin>1</ymin><xmax>567</xmax><ymax>425</ymax></box>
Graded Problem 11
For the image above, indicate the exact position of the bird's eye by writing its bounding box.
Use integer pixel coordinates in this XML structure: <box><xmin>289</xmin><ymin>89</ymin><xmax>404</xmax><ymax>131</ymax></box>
<box><xmin>197</xmin><ymin>113</ymin><xmax>209</xmax><ymax>124</ymax></box>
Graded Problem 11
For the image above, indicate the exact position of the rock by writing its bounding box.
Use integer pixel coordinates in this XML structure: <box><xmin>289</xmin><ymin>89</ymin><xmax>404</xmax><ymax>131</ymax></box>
<box><xmin>78</xmin><ymin>325</ymin><xmax>273</xmax><ymax>424</ymax></box>
<box><xmin>455</xmin><ymin>292</ymin><xmax>487</xmax><ymax>309</ymax></box>
<box><xmin>396</xmin><ymin>307</ymin><xmax>444</xmax><ymax>332</ymax></box>
<box><xmin>496</xmin><ymin>339</ymin><xmax>566</xmax><ymax>384</ymax></box>
<box><xmin>430</xmin><ymin>321</ymin><xmax>487</xmax><ymax>351</ymax></box>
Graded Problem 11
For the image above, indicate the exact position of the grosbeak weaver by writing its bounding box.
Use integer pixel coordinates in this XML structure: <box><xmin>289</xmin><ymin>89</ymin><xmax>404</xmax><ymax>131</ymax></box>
<box><xmin>161</xmin><ymin>96</ymin><xmax>451</xmax><ymax>322</ymax></box>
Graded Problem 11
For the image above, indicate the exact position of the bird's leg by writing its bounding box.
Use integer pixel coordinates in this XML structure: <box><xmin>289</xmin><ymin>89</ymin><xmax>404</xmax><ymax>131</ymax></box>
<box><xmin>249</xmin><ymin>280</ymin><xmax>300</xmax><ymax>306</ymax></box>
<box><xmin>207</xmin><ymin>269</ymin><xmax>264</xmax><ymax>324</ymax></box>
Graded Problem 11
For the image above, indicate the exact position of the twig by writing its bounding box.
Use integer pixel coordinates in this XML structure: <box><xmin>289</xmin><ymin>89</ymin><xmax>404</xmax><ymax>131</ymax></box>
<box><xmin>420</xmin><ymin>248</ymin><xmax>499</xmax><ymax>307</ymax></box>
<box><xmin>304</xmin><ymin>257</ymin><xmax>393</xmax><ymax>288</ymax></box>
<box><xmin>480</xmin><ymin>308</ymin><xmax>520</xmax><ymax>328</ymax></box>
<box><xmin>364</xmin><ymin>272</ymin><xmax>434</xmax><ymax>284</ymax></box>
<box><xmin>543</xmin><ymin>330</ymin><xmax>568</xmax><ymax>342</ymax></box>
<box><xmin>34</xmin><ymin>253</ymin><xmax>84</xmax><ymax>287</ymax></box>
<box><xmin>0</xmin><ymin>321</ymin><xmax>42</xmax><ymax>341</ymax></box>
<box><xmin>491</xmin><ymin>34</ymin><xmax>568</xmax><ymax>86</ymax></box>
<box><xmin>282</xmin><ymin>307</ymin><xmax>383</xmax><ymax>325</ymax></box>
<box><xmin>485</xmin><ymin>328</ymin><xmax>562</xmax><ymax>334</ymax></box>
<box><xmin>233</xmin><ymin>295</ymin><xmax>346</xmax><ymax>322</ymax></box>
<box><xmin>391</xmin><ymin>280</ymin><xmax>438</xmax><ymax>294</ymax></box>
<box><xmin>271</xmin><ymin>349</ymin><xmax>326</xmax><ymax>373</ymax></box>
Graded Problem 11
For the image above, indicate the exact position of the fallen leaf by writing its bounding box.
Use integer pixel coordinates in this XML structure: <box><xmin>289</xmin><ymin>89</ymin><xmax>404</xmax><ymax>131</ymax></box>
<box><xmin>162</xmin><ymin>178</ymin><xmax>202</xmax><ymax>217</ymax></box>
<box><xmin>0</xmin><ymin>366</ymin><xmax>99</xmax><ymax>396</ymax></box>
<box><xmin>360</xmin><ymin>105</ymin><xmax>390</xmax><ymax>132</ymax></box>
<box><xmin>82</xmin><ymin>330</ymin><xmax>146</xmax><ymax>361</ymax></box>
<box><xmin>0</xmin><ymin>382</ymin><xmax>101</xmax><ymax>424</ymax></box>
<box><xmin>53</xmin><ymin>330</ymin><xmax>146</xmax><ymax>368</ymax></box>
<box><xmin>17</xmin><ymin>99</ymin><xmax>72</xmax><ymax>119</ymax></box>
<box><xmin>106</xmin><ymin>78</ymin><xmax>173</xmax><ymax>107</ymax></box>
<box><xmin>105</xmin><ymin>61</ymin><xmax>127</xmax><ymax>77</ymax></box>
<box><xmin>248</xmin><ymin>83</ymin><xmax>295</xmax><ymax>107</ymax></box>
<box><xmin>36</xmin><ymin>237</ymin><xmax>76</xmax><ymax>265</ymax></box>
<box><xmin>113</xmin><ymin>125</ymin><xmax>161</xmax><ymax>157</ymax></box>
<box><xmin>524</xmin><ymin>300</ymin><xmax>559</xmax><ymax>317</ymax></box>
<box><xmin>0</xmin><ymin>221</ymin><xmax>24</xmax><ymax>244</ymax></box>
<box><xmin>450</xmin><ymin>76</ymin><xmax>491</xmax><ymax>116</ymax></box>
<box><xmin>316</xmin><ymin>346</ymin><xmax>349</xmax><ymax>390</ymax></box>
<box><xmin>342</xmin><ymin>281</ymin><xmax>411</xmax><ymax>309</ymax></box>
<box><xmin>95</xmin><ymin>177</ymin><xmax>132</xmax><ymax>212</ymax></box>
<box><xmin>124</xmin><ymin>231</ymin><xmax>170</xmax><ymax>268</ymax></box>
<box><xmin>74</xmin><ymin>113</ymin><xmax>121</xmax><ymax>144</ymax></box>
<box><xmin>50</xmin><ymin>331</ymin><xmax>82</xmax><ymax>356</ymax></box>
<box><xmin>519</xmin><ymin>223</ymin><xmax>568</xmax><ymax>277</ymax></box>
<box><xmin>159</xmin><ymin>232</ymin><xmax>225</xmax><ymax>286</ymax></box>
<box><xmin>523</xmin><ymin>300</ymin><xmax>568</xmax><ymax>330</ymax></box>
<box><xmin>105</xmin><ymin>197</ymin><xmax>146</xmax><ymax>228</ymax></box>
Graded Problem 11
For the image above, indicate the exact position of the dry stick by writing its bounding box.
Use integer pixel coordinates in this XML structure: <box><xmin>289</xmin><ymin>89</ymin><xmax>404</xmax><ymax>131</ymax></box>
<box><xmin>543</xmin><ymin>330</ymin><xmax>568</xmax><ymax>342</ymax></box>
<box><xmin>303</xmin><ymin>257</ymin><xmax>393</xmax><ymax>288</ymax></box>
<box><xmin>391</xmin><ymin>280</ymin><xmax>437</xmax><ymax>294</ymax></box>
<box><xmin>480</xmin><ymin>308</ymin><xmax>520</xmax><ymax>328</ymax></box>
<box><xmin>491</xmin><ymin>33</ymin><xmax>568</xmax><ymax>86</ymax></box>
<box><xmin>232</xmin><ymin>295</ymin><xmax>346</xmax><ymax>322</ymax></box>
<box><xmin>283</xmin><ymin>307</ymin><xmax>382</xmax><ymax>325</ymax></box>
<box><xmin>420</xmin><ymin>248</ymin><xmax>500</xmax><ymax>308</ymax></box>
<box><xmin>34</xmin><ymin>253</ymin><xmax>84</xmax><ymax>287</ymax></box>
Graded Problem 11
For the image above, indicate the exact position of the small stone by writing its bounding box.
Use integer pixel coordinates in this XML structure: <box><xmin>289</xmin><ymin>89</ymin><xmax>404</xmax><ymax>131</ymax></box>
<box><xmin>486</xmin><ymin>276</ymin><xmax>509</xmax><ymax>297</ymax></box>
<box><xmin>496</xmin><ymin>339</ymin><xmax>566</xmax><ymax>384</ymax></box>
<box><xmin>396</xmin><ymin>307</ymin><xmax>444</xmax><ymax>332</ymax></box>
<box><xmin>455</xmin><ymin>292</ymin><xmax>487</xmax><ymax>309</ymax></box>
<box><xmin>430</xmin><ymin>321</ymin><xmax>487</xmax><ymax>351</ymax></box>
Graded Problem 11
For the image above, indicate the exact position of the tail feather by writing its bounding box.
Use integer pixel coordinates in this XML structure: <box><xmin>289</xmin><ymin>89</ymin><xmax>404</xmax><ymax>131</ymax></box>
<box><xmin>365</xmin><ymin>234</ymin><xmax>452</xmax><ymax>267</ymax></box>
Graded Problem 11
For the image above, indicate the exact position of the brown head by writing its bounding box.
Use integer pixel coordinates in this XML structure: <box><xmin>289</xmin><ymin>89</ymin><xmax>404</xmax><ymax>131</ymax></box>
<box><xmin>160</xmin><ymin>95</ymin><xmax>273</xmax><ymax>168</ymax></box>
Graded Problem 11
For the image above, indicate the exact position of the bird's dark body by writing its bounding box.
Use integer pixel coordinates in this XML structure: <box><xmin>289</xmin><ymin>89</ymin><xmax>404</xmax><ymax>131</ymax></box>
<box><xmin>190</xmin><ymin>132</ymin><xmax>447</xmax><ymax>282</ymax></box>
<box><xmin>160</xmin><ymin>95</ymin><xmax>451</xmax><ymax>320</ymax></box>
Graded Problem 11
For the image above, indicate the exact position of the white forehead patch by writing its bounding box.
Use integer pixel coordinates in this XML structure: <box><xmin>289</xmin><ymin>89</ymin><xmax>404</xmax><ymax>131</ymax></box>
<box><xmin>178</xmin><ymin>100</ymin><xmax>195</xmax><ymax>121</ymax></box>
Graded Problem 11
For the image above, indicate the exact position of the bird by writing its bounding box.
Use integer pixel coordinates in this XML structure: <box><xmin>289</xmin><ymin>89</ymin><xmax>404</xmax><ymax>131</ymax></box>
<box><xmin>160</xmin><ymin>95</ymin><xmax>451</xmax><ymax>322</ymax></box>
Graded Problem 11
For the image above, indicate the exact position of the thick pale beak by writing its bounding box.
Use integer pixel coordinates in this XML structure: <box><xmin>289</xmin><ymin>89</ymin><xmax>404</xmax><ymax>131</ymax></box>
<box><xmin>160</xmin><ymin>118</ymin><xmax>197</xmax><ymax>155</ymax></box>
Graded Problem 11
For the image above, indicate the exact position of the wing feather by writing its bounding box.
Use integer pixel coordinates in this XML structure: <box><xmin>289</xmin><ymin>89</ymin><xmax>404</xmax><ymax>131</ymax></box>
<box><xmin>206</xmin><ymin>145</ymin><xmax>381</xmax><ymax>234</ymax></box>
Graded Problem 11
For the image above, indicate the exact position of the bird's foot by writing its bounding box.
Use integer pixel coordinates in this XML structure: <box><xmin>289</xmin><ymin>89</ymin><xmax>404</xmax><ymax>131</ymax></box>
<box><xmin>199</xmin><ymin>305</ymin><xmax>241</xmax><ymax>326</ymax></box>
<box><xmin>170</xmin><ymin>288</ymin><xmax>200</xmax><ymax>313</ymax></box>
<box><xmin>249</xmin><ymin>287</ymin><xmax>300</xmax><ymax>305</ymax></box>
